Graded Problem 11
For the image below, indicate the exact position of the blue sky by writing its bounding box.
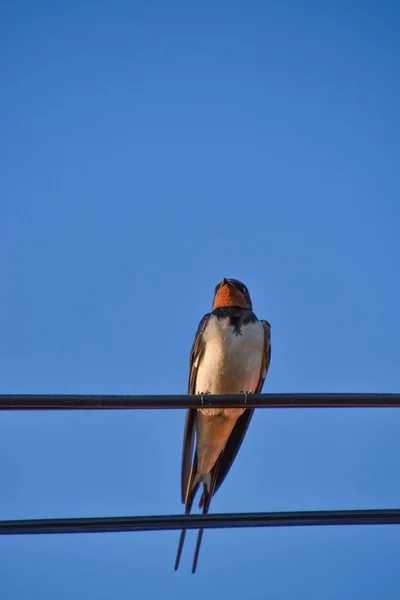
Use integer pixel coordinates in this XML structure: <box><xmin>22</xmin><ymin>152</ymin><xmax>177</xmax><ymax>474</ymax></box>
<box><xmin>1</xmin><ymin>0</ymin><xmax>400</xmax><ymax>597</ymax></box>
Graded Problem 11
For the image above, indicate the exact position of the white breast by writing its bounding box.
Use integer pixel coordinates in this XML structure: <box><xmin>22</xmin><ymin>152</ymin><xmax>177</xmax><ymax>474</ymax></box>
<box><xmin>194</xmin><ymin>314</ymin><xmax>265</xmax><ymax>395</ymax></box>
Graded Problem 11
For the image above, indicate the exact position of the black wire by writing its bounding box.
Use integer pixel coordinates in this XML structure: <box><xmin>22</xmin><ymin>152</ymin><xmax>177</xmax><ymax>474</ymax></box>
<box><xmin>0</xmin><ymin>393</ymin><xmax>399</xmax><ymax>410</ymax></box>
<box><xmin>1</xmin><ymin>510</ymin><xmax>400</xmax><ymax>535</ymax></box>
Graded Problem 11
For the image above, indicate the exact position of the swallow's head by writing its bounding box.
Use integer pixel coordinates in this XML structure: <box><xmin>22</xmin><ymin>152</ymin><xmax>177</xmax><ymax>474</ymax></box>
<box><xmin>212</xmin><ymin>278</ymin><xmax>252</xmax><ymax>311</ymax></box>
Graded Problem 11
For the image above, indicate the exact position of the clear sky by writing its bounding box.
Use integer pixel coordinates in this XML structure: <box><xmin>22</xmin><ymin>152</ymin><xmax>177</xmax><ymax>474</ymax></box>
<box><xmin>1</xmin><ymin>0</ymin><xmax>400</xmax><ymax>598</ymax></box>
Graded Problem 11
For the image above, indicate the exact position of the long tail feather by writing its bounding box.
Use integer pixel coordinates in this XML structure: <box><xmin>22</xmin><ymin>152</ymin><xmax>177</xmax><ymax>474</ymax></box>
<box><xmin>176</xmin><ymin>453</ymin><xmax>223</xmax><ymax>572</ymax></box>
<box><xmin>174</xmin><ymin>471</ymin><xmax>200</xmax><ymax>571</ymax></box>
<box><xmin>191</xmin><ymin>528</ymin><xmax>204</xmax><ymax>574</ymax></box>
<box><xmin>191</xmin><ymin>477</ymin><xmax>213</xmax><ymax>574</ymax></box>
<box><xmin>174</xmin><ymin>529</ymin><xmax>187</xmax><ymax>571</ymax></box>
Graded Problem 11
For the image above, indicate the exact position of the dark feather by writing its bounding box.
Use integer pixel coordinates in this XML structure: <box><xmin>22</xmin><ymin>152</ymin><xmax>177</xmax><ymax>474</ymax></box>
<box><xmin>258</xmin><ymin>320</ymin><xmax>271</xmax><ymax>392</ymax></box>
<box><xmin>191</xmin><ymin>447</ymin><xmax>222</xmax><ymax>572</ymax></box>
<box><xmin>180</xmin><ymin>313</ymin><xmax>210</xmax><ymax>503</ymax></box>
<box><xmin>180</xmin><ymin>410</ymin><xmax>196</xmax><ymax>504</ymax></box>
<box><xmin>175</xmin><ymin>313</ymin><xmax>210</xmax><ymax>571</ymax></box>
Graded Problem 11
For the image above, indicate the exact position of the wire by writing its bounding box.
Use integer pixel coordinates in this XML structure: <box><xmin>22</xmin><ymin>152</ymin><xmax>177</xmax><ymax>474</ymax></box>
<box><xmin>0</xmin><ymin>393</ymin><xmax>399</xmax><ymax>410</ymax></box>
<box><xmin>1</xmin><ymin>509</ymin><xmax>400</xmax><ymax>535</ymax></box>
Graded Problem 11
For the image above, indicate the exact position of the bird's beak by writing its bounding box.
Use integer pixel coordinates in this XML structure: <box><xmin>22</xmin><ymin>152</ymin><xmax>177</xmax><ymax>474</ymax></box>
<box><xmin>222</xmin><ymin>278</ymin><xmax>230</xmax><ymax>287</ymax></box>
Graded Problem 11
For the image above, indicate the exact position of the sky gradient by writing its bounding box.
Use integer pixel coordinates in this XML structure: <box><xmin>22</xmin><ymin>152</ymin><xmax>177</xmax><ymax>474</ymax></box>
<box><xmin>1</xmin><ymin>1</ymin><xmax>400</xmax><ymax>598</ymax></box>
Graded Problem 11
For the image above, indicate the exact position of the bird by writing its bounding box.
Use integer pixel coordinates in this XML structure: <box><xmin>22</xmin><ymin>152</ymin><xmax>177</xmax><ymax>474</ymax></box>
<box><xmin>174</xmin><ymin>278</ymin><xmax>271</xmax><ymax>573</ymax></box>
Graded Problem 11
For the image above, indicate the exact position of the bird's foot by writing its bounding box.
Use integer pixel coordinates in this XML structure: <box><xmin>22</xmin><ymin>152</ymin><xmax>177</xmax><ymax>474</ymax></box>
<box><xmin>197</xmin><ymin>391</ymin><xmax>211</xmax><ymax>407</ymax></box>
<box><xmin>239</xmin><ymin>390</ymin><xmax>254</xmax><ymax>405</ymax></box>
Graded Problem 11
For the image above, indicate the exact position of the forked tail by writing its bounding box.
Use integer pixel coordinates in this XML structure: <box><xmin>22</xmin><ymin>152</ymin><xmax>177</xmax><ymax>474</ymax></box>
<box><xmin>174</xmin><ymin>473</ymin><xmax>212</xmax><ymax>573</ymax></box>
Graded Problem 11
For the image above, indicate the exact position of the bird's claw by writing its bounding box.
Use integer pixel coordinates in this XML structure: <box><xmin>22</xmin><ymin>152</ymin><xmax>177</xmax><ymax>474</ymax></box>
<box><xmin>197</xmin><ymin>391</ymin><xmax>211</xmax><ymax>407</ymax></box>
<box><xmin>240</xmin><ymin>390</ymin><xmax>253</xmax><ymax>406</ymax></box>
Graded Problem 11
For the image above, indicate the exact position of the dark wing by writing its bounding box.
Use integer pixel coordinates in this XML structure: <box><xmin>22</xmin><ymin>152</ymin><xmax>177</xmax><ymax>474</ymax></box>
<box><xmin>175</xmin><ymin>313</ymin><xmax>211</xmax><ymax>571</ymax></box>
<box><xmin>180</xmin><ymin>313</ymin><xmax>210</xmax><ymax>504</ymax></box>
<box><xmin>255</xmin><ymin>320</ymin><xmax>271</xmax><ymax>393</ymax></box>
<box><xmin>210</xmin><ymin>319</ymin><xmax>271</xmax><ymax>497</ymax></box>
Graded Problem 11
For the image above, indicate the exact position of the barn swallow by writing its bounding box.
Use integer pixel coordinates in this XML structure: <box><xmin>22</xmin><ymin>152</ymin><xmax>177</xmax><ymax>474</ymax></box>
<box><xmin>174</xmin><ymin>278</ymin><xmax>271</xmax><ymax>573</ymax></box>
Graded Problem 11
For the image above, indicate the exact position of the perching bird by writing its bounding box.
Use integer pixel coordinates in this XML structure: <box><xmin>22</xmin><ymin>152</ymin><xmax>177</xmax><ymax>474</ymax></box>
<box><xmin>174</xmin><ymin>278</ymin><xmax>271</xmax><ymax>573</ymax></box>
